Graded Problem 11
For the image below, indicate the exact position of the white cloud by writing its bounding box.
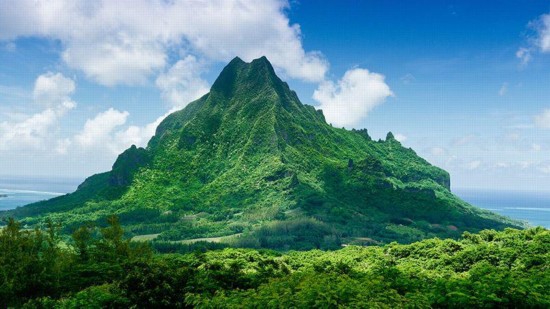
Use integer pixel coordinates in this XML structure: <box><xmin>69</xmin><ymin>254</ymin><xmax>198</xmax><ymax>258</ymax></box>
<box><xmin>0</xmin><ymin>72</ymin><xmax>76</xmax><ymax>150</ymax></box>
<box><xmin>62</xmin><ymin>36</ymin><xmax>167</xmax><ymax>86</ymax></box>
<box><xmin>0</xmin><ymin>109</ymin><xmax>58</xmax><ymax>150</ymax></box>
<box><xmin>534</xmin><ymin>14</ymin><xmax>550</xmax><ymax>52</ymax></box>
<box><xmin>156</xmin><ymin>55</ymin><xmax>210</xmax><ymax>108</ymax></box>
<box><xmin>313</xmin><ymin>68</ymin><xmax>393</xmax><ymax>127</ymax></box>
<box><xmin>517</xmin><ymin>13</ymin><xmax>550</xmax><ymax>65</ymax></box>
<box><xmin>73</xmin><ymin>106</ymin><xmax>176</xmax><ymax>156</ymax></box>
<box><xmin>33</xmin><ymin>72</ymin><xmax>76</xmax><ymax>108</ymax></box>
<box><xmin>75</xmin><ymin>108</ymin><xmax>129</xmax><ymax>151</ymax></box>
<box><xmin>0</xmin><ymin>0</ymin><xmax>328</xmax><ymax>86</ymax></box>
<box><xmin>394</xmin><ymin>133</ymin><xmax>407</xmax><ymax>142</ymax></box>
<box><xmin>498</xmin><ymin>82</ymin><xmax>508</xmax><ymax>96</ymax></box>
<box><xmin>113</xmin><ymin>109</ymin><xmax>173</xmax><ymax>151</ymax></box>
<box><xmin>516</xmin><ymin>47</ymin><xmax>532</xmax><ymax>65</ymax></box>
<box><xmin>534</xmin><ymin>109</ymin><xmax>550</xmax><ymax>129</ymax></box>
<box><xmin>55</xmin><ymin>138</ymin><xmax>71</xmax><ymax>155</ymax></box>
<box><xmin>532</xmin><ymin>143</ymin><xmax>542</xmax><ymax>151</ymax></box>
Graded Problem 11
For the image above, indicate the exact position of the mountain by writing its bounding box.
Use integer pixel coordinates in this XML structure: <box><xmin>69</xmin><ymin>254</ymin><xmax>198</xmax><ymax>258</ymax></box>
<box><xmin>3</xmin><ymin>57</ymin><xmax>522</xmax><ymax>250</ymax></box>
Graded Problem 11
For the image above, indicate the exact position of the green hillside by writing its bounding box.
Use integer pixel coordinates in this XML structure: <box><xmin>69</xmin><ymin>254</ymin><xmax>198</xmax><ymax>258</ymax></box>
<box><xmin>2</xmin><ymin>57</ymin><xmax>522</xmax><ymax>249</ymax></box>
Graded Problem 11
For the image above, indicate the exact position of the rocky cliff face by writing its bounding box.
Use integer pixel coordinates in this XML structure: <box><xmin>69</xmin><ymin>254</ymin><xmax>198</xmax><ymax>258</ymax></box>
<box><xmin>109</xmin><ymin>145</ymin><xmax>151</xmax><ymax>187</ymax></box>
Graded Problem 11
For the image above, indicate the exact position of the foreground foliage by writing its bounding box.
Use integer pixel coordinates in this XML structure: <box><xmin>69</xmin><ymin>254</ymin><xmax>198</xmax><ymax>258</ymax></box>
<box><xmin>1</xmin><ymin>218</ymin><xmax>548</xmax><ymax>308</ymax></box>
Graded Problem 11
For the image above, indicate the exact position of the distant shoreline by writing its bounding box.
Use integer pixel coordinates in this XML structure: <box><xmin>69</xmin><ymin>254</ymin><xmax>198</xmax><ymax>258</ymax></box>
<box><xmin>0</xmin><ymin>188</ymin><xmax>64</xmax><ymax>196</ymax></box>
<box><xmin>0</xmin><ymin>175</ymin><xmax>81</xmax><ymax>194</ymax></box>
<box><xmin>0</xmin><ymin>188</ymin><xmax>65</xmax><ymax>211</ymax></box>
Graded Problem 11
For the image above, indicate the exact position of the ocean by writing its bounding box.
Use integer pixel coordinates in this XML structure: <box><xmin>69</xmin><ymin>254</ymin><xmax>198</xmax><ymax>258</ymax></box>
<box><xmin>455</xmin><ymin>189</ymin><xmax>550</xmax><ymax>228</ymax></box>
<box><xmin>0</xmin><ymin>176</ymin><xmax>81</xmax><ymax>211</ymax></box>
<box><xmin>0</xmin><ymin>176</ymin><xmax>548</xmax><ymax>228</ymax></box>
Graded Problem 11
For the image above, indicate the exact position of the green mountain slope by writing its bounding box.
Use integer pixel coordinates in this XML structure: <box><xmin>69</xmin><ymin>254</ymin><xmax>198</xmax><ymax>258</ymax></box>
<box><xmin>3</xmin><ymin>57</ymin><xmax>522</xmax><ymax>249</ymax></box>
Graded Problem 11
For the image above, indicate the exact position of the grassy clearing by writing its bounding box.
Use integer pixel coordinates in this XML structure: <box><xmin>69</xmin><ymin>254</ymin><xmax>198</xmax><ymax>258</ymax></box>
<box><xmin>131</xmin><ymin>233</ymin><xmax>161</xmax><ymax>242</ymax></box>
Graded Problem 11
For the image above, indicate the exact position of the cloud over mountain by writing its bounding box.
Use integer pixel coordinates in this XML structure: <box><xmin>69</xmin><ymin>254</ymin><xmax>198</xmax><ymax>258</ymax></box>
<box><xmin>313</xmin><ymin>68</ymin><xmax>393</xmax><ymax>127</ymax></box>
<box><xmin>156</xmin><ymin>55</ymin><xmax>210</xmax><ymax>109</ymax></box>
<box><xmin>0</xmin><ymin>0</ymin><xmax>328</xmax><ymax>85</ymax></box>
<box><xmin>0</xmin><ymin>1</ymin><xmax>392</xmax><ymax>176</ymax></box>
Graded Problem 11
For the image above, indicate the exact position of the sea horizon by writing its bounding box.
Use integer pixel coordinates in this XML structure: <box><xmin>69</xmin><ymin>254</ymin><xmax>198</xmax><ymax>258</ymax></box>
<box><xmin>0</xmin><ymin>175</ymin><xmax>81</xmax><ymax>211</ymax></box>
<box><xmin>454</xmin><ymin>188</ymin><xmax>550</xmax><ymax>228</ymax></box>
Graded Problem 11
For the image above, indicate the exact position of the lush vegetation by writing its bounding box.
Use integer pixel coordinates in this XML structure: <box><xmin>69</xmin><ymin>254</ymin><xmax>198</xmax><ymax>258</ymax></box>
<box><xmin>1</xmin><ymin>57</ymin><xmax>523</xmax><ymax>248</ymax></box>
<box><xmin>1</xmin><ymin>217</ymin><xmax>548</xmax><ymax>308</ymax></box>
<box><xmin>1</xmin><ymin>57</ymin><xmax>537</xmax><ymax>308</ymax></box>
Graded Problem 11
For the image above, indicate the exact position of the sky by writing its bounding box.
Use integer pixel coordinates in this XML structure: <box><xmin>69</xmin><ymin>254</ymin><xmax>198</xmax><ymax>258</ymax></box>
<box><xmin>1</xmin><ymin>0</ymin><xmax>550</xmax><ymax>191</ymax></box>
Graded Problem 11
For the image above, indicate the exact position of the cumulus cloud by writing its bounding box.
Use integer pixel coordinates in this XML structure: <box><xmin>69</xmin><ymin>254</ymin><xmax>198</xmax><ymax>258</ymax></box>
<box><xmin>0</xmin><ymin>0</ymin><xmax>328</xmax><ymax>86</ymax></box>
<box><xmin>75</xmin><ymin>108</ymin><xmax>129</xmax><ymax>151</ymax></box>
<box><xmin>156</xmin><ymin>55</ymin><xmax>210</xmax><ymax>108</ymax></box>
<box><xmin>33</xmin><ymin>72</ymin><xmax>76</xmax><ymax>108</ymax></box>
<box><xmin>517</xmin><ymin>13</ymin><xmax>550</xmax><ymax>65</ymax></box>
<box><xmin>533</xmin><ymin>14</ymin><xmax>550</xmax><ymax>52</ymax></box>
<box><xmin>72</xmin><ymin>106</ymin><xmax>175</xmax><ymax>155</ymax></box>
<box><xmin>0</xmin><ymin>71</ymin><xmax>161</xmax><ymax>166</ymax></box>
<box><xmin>0</xmin><ymin>72</ymin><xmax>76</xmax><ymax>150</ymax></box>
<box><xmin>55</xmin><ymin>138</ymin><xmax>71</xmax><ymax>155</ymax></box>
<box><xmin>113</xmin><ymin>109</ymin><xmax>172</xmax><ymax>151</ymax></box>
<box><xmin>0</xmin><ymin>109</ymin><xmax>58</xmax><ymax>150</ymax></box>
<box><xmin>313</xmin><ymin>68</ymin><xmax>393</xmax><ymax>128</ymax></box>
<box><xmin>63</xmin><ymin>37</ymin><xmax>166</xmax><ymax>86</ymax></box>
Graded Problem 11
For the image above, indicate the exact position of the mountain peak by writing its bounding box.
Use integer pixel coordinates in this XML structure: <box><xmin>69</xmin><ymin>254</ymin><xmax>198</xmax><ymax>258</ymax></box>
<box><xmin>211</xmin><ymin>56</ymin><xmax>280</xmax><ymax>98</ymax></box>
<box><xmin>152</xmin><ymin>56</ymin><xmax>313</xmax><ymax>146</ymax></box>
<box><xmin>228</xmin><ymin>56</ymin><xmax>245</xmax><ymax>66</ymax></box>
<box><xmin>250</xmin><ymin>55</ymin><xmax>275</xmax><ymax>71</ymax></box>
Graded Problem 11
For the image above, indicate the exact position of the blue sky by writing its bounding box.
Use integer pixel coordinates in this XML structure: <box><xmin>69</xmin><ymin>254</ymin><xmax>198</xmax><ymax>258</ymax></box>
<box><xmin>1</xmin><ymin>0</ymin><xmax>550</xmax><ymax>191</ymax></box>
